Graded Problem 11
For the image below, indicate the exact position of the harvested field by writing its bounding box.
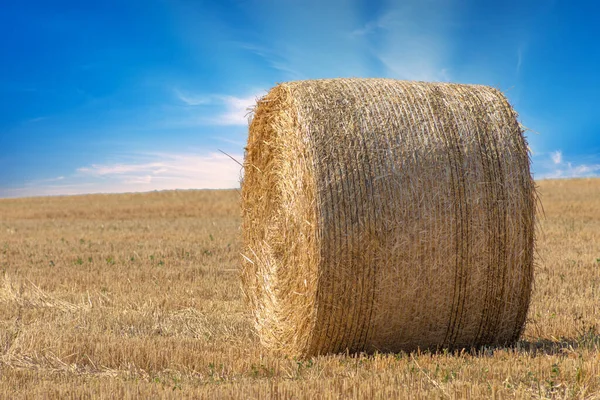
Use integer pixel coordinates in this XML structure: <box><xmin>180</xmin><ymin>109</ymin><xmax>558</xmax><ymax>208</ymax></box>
<box><xmin>0</xmin><ymin>179</ymin><xmax>599</xmax><ymax>398</ymax></box>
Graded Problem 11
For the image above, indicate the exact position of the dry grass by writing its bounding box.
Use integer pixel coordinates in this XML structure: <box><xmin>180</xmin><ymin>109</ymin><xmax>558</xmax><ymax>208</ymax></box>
<box><xmin>0</xmin><ymin>180</ymin><xmax>599</xmax><ymax>399</ymax></box>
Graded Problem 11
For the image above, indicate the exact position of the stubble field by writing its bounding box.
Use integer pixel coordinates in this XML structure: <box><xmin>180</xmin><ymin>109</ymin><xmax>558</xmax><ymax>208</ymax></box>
<box><xmin>0</xmin><ymin>178</ymin><xmax>599</xmax><ymax>399</ymax></box>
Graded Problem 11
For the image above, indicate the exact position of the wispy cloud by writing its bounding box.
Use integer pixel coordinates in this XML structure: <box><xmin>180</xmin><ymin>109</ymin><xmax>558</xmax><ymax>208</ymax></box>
<box><xmin>26</xmin><ymin>117</ymin><xmax>47</xmax><ymax>124</ymax></box>
<box><xmin>516</xmin><ymin>46</ymin><xmax>524</xmax><ymax>75</ymax></box>
<box><xmin>212</xmin><ymin>136</ymin><xmax>246</xmax><ymax>147</ymax></box>
<box><xmin>355</xmin><ymin>3</ymin><xmax>456</xmax><ymax>82</ymax></box>
<box><xmin>1</xmin><ymin>152</ymin><xmax>243</xmax><ymax>198</ymax></box>
<box><xmin>550</xmin><ymin>150</ymin><xmax>562</xmax><ymax>165</ymax></box>
<box><xmin>537</xmin><ymin>150</ymin><xmax>600</xmax><ymax>179</ymax></box>
<box><xmin>235</xmin><ymin>1</ymin><xmax>454</xmax><ymax>83</ymax></box>
<box><xmin>174</xmin><ymin>89</ymin><xmax>211</xmax><ymax>106</ymax></box>
<box><xmin>232</xmin><ymin>0</ymin><xmax>371</xmax><ymax>80</ymax></box>
<box><xmin>40</xmin><ymin>176</ymin><xmax>65</xmax><ymax>183</ymax></box>
<box><xmin>351</xmin><ymin>13</ymin><xmax>392</xmax><ymax>37</ymax></box>
<box><xmin>237</xmin><ymin>42</ymin><xmax>305</xmax><ymax>80</ymax></box>
<box><xmin>77</xmin><ymin>152</ymin><xmax>244</xmax><ymax>188</ymax></box>
<box><xmin>212</xmin><ymin>94</ymin><xmax>260</xmax><ymax>125</ymax></box>
<box><xmin>173</xmin><ymin>89</ymin><xmax>262</xmax><ymax>126</ymax></box>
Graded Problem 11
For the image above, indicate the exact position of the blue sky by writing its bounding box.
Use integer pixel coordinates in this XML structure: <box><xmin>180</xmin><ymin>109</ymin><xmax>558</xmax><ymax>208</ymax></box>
<box><xmin>1</xmin><ymin>0</ymin><xmax>599</xmax><ymax>198</ymax></box>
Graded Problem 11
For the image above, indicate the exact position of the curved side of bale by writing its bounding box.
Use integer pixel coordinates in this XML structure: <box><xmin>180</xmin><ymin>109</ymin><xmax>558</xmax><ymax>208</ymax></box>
<box><xmin>242</xmin><ymin>78</ymin><xmax>536</xmax><ymax>358</ymax></box>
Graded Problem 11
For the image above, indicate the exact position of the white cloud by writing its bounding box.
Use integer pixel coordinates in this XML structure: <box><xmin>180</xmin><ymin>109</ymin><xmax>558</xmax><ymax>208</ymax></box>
<box><xmin>234</xmin><ymin>0</ymin><xmax>370</xmax><ymax>80</ymax></box>
<box><xmin>551</xmin><ymin>150</ymin><xmax>562</xmax><ymax>165</ymax></box>
<box><xmin>238</xmin><ymin>1</ymin><xmax>454</xmax><ymax>83</ymax></box>
<box><xmin>77</xmin><ymin>162</ymin><xmax>165</xmax><ymax>176</ymax></box>
<box><xmin>1</xmin><ymin>152</ymin><xmax>243</xmax><ymax>198</ymax></box>
<box><xmin>174</xmin><ymin>89</ymin><xmax>211</xmax><ymax>106</ymax></box>
<box><xmin>173</xmin><ymin>89</ymin><xmax>263</xmax><ymax>126</ymax></box>
<box><xmin>537</xmin><ymin>150</ymin><xmax>600</xmax><ymax>179</ymax></box>
<box><xmin>77</xmin><ymin>152</ymin><xmax>243</xmax><ymax>188</ymax></box>
<box><xmin>351</xmin><ymin>14</ymin><xmax>390</xmax><ymax>37</ymax></box>
<box><xmin>237</xmin><ymin>42</ymin><xmax>305</xmax><ymax>79</ymax></box>
<box><xmin>516</xmin><ymin>46</ymin><xmax>524</xmax><ymax>75</ymax></box>
<box><xmin>213</xmin><ymin>136</ymin><xmax>246</xmax><ymax>147</ymax></box>
<box><xmin>211</xmin><ymin>94</ymin><xmax>260</xmax><ymax>126</ymax></box>
<box><xmin>357</xmin><ymin>3</ymin><xmax>456</xmax><ymax>82</ymax></box>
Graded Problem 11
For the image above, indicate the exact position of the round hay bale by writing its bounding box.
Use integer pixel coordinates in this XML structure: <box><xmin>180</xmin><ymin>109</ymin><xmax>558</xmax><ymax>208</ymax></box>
<box><xmin>241</xmin><ymin>78</ymin><xmax>536</xmax><ymax>357</ymax></box>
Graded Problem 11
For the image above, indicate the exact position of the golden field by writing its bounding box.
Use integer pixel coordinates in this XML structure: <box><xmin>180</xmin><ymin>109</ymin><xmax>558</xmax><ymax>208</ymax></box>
<box><xmin>0</xmin><ymin>178</ymin><xmax>598</xmax><ymax>399</ymax></box>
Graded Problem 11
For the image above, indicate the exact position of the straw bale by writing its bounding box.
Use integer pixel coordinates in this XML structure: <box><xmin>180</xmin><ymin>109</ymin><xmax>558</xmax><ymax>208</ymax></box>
<box><xmin>241</xmin><ymin>78</ymin><xmax>536</xmax><ymax>357</ymax></box>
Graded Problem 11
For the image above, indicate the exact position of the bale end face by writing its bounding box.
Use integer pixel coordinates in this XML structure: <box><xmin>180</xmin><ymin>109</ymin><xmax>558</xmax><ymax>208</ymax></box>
<box><xmin>241</xmin><ymin>85</ymin><xmax>321</xmax><ymax>355</ymax></box>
